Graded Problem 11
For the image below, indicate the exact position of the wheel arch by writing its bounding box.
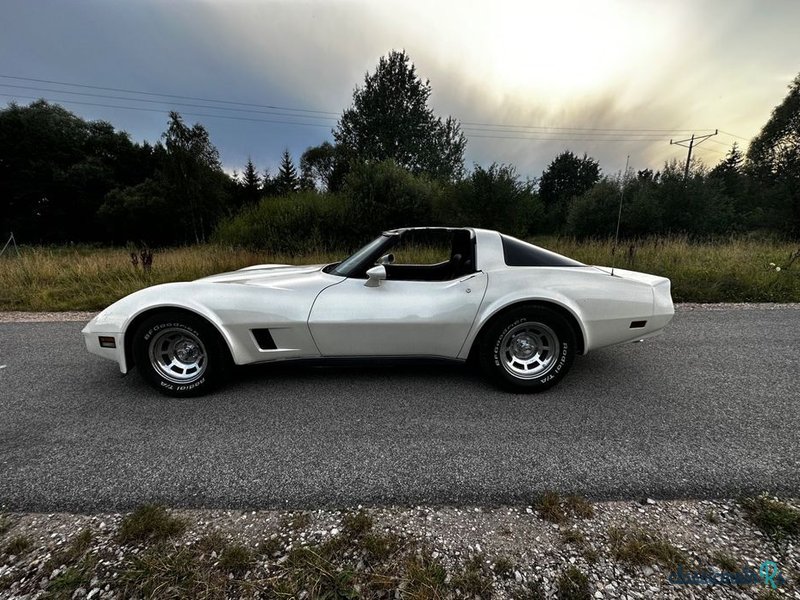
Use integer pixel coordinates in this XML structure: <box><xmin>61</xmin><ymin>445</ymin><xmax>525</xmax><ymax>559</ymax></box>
<box><xmin>466</xmin><ymin>300</ymin><xmax>586</xmax><ymax>362</ymax></box>
<box><xmin>123</xmin><ymin>306</ymin><xmax>233</xmax><ymax>370</ymax></box>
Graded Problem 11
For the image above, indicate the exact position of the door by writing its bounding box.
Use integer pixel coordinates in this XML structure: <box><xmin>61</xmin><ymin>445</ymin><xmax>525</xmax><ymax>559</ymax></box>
<box><xmin>308</xmin><ymin>272</ymin><xmax>487</xmax><ymax>358</ymax></box>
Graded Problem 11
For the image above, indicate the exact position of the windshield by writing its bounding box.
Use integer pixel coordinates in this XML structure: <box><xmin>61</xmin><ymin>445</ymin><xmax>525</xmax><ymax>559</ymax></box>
<box><xmin>327</xmin><ymin>234</ymin><xmax>394</xmax><ymax>277</ymax></box>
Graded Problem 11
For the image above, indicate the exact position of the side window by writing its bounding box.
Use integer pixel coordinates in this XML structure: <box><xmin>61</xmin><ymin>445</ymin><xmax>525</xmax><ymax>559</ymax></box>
<box><xmin>382</xmin><ymin>230</ymin><xmax>475</xmax><ymax>282</ymax></box>
<box><xmin>391</xmin><ymin>230</ymin><xmax>451</xmax><ymax>265</ymax></box>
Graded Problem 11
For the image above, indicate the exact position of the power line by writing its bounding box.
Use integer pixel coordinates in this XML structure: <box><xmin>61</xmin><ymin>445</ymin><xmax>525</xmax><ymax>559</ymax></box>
<box><xmin>0</xmin><ymin>74</ymin><xmax>340</xmax><ymax>116</ymax></box>
<box><xmin>0</xmin><ymin>83</ymin><xmax>338</xmax><ymax>121</ymax></box>
<box><xmin>0</xmin><ymin>94</ymin><xmax>334</xmax><ymax>128</ymax></box>
<box><xmin>1</xmin><ymin>73</ymin><xmax>746</xmax><ymax>138</ymax></box>
<box><xmin>463</xmin><ymin>127</ymin><xmax>672</xmax><ymax>139</ymax></box>
<box><xmin>719</xmin><ymin>129</ymin><xmax>750</xmax><ymax>141</ymax></box>
<box><xmin>463</xmin><ymin>120</ymin><xmax>712</xmax><ymax>134</ymax></box>
<box><xmin>465</xmin><ymin>132</ymin><xmax>670</xmax><ymax>142</ymax></box>
<box><xmin>2</xmin><ymin>93</ymin><xmax>706</xmax><ymax>143</ymax></box>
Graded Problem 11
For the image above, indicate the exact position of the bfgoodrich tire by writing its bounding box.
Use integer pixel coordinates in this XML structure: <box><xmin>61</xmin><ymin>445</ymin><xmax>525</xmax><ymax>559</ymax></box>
<box><xmin>480</xmin><ymin>306</ymin><xmax>576</xmax><ymax>392</ymax></box>
<box><xmin>132</xmin><ymin>311</ymin><xmax>230</xmax><ymax>397</ymax></box>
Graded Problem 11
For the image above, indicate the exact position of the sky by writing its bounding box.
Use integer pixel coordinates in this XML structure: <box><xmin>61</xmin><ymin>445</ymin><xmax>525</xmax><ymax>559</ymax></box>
<box><xmin>1</xmin><ymin>0</ymin><xmax>799</xmax><ymax>179</ymax></box>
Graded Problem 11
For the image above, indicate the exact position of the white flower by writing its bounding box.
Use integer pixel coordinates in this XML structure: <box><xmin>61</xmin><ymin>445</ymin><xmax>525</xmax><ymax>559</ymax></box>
<box><xmin>775</xmin><ymin>266</ymin><xmax>781</xmax><ymax>272</ymax></box>
<box><xmin>769</xmin><ymin>262</ymin><xmax>776</xmax><ymax>267</ymax></box>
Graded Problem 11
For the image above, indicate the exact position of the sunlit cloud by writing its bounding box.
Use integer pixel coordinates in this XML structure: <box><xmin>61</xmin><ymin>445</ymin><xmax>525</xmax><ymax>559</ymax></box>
<box><xmin>1</xmin><ymin>0</ymin><xmax>799</xmax><ymax>177</ymax></box>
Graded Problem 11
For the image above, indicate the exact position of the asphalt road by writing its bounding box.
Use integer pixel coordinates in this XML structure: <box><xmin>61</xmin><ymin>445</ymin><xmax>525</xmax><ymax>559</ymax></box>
<box><xmin>1</xmin><ymin>305</ymin><xmax>798</xmax><ymax>512</ymax></box>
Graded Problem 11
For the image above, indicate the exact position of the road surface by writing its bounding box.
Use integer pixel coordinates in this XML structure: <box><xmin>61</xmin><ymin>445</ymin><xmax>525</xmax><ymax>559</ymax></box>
<box><xmin>0</xmin><ymin>305</ymin><xmax>798</xmax><ymax>511</ymax></box>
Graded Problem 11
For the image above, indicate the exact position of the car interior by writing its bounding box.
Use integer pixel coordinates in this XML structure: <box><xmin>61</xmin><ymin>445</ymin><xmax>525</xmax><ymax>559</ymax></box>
<box><xmin>383</xmin><ymin>229</ymin><xmax>476</xmax><ymax>282</ymax></box>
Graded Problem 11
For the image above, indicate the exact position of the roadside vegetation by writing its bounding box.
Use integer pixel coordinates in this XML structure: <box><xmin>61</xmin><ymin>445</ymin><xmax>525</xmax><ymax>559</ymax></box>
<box><xmin>0</xmin><ymin>236</ymin><xmax>797</xmax><ymax>311</ymax></box>
<box><xmin>2</xmin><ymin>54</ymin><xmax>800</xmax><ymax>256</ymax></box>
<box><xmin>1</xmin><ymin>496</ymin><xmax>797</xmax><ymax>599</ymax></box>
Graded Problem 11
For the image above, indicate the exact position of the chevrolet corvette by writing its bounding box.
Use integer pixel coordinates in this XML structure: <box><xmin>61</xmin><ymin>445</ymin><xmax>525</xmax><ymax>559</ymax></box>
<box><xmin>82</xmin><ymin>227</ymin><xmax>674</xmax><ymax>396</ymax></box>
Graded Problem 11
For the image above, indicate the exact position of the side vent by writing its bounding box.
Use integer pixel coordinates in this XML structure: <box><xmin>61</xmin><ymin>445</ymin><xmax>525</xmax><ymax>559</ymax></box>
<box><xmin>629</xmin><ymin>320</ymin><xmax>647</xmax><ymax>329</ymax></box>
<box><xmin>252</xmin><ymin>328</ymin><xmax>277</xmax><ymax>350</ymax></box>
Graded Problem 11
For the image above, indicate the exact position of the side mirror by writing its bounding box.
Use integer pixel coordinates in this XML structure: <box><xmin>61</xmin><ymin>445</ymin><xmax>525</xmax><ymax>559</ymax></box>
<box><xmin>364</xmin><ymin>265</ymin><xmax>387</xmax><ymax>287</ymax></box>
<box><xmin>378</xmin><ymin>253</ymin><xmax>394</xmax><ymax>265</ymax></box>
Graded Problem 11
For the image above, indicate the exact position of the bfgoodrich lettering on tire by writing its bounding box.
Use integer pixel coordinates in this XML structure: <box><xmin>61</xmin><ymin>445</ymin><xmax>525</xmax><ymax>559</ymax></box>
<box><xmin>132</xmin><ymin>311</ymin><xmax>230</xmax><ymax>397</ymax></box>
<box><xmin>480</xmin><ymin>306</ymin><xmax>576</xmax><ymax>392</ymax></box>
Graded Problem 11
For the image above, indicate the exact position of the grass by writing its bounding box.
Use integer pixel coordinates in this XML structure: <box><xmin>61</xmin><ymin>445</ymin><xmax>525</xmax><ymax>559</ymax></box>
<box><xmin>511</xmin><ymin>580</ymin><xmax>546</xmax><ymax>600</ymax></box>
<box><xmin>535</xmin><ymin>492</ymin><xmax>595</xmax><ymax>524</ymax></box>
<box><xmin>740</xmin><ymin>495</ymin><xmax>800</xmax><ymax>546</ymax></box>
<box><xmin>451</xmin><ymin>553</ymin><xmax>493</xmax><ymax>597</ymax></box>
<box><xmin>556</xmin><ymin>565</ymin><xmax>590</xmax><ymax>600</ymax></box>
<box><xmin>535</xmin><ymin>491</ymin><xmax>567</xmax><ymax>523</ymax></box>
<box><xmin>608</xmin><ymin>527</ymin><xmax>688</xmax><ymax>570</ymax></box>
<box><xmin>119</xmin><ymin>542</ymin><xmax>229</xmax><ymax>599</ymax></box>
<box><xmin>712</xmin><ymin>550</ymin><xmax>739</xmax><ymax>572</ymax></box>
<box><xmin>217</xmin><ymin>544</ymin><xmax>253</xmax><ymax>575</ymax></box>
<box><xmin>564</xmin><ymin>496</ymin><xmax>595</xmax><ymax>519</ymax></box>
<box><xmin>117</xmin><ymin>504</ymin><xmax>187</xmax><ymax>545</ymax></box>
<box><xmin>4</xmin><ymin>534</ymin><xmax>32</xmax><ymax>556</ymax></box>
<box><xmin>45</xmin><ymin>528</ymin><xmax>93</xmax><ymax>570</ymax></box>
<box><xmin>538</xmin><ymin>235</ymin><xmax>800</xmax><ymax>303</ymax></box>
<box><xmin>561</xmin><ymin>528</ymin><xmax>586</xmax><ymax>546</ymax></box>
<box><xmin>45</xmin><ymin>554</ymin><xmax>99</xmax><ymax>600</ymax></box>
<box><xmin>341</xmin><ymin>509</ymin><xmax>374</xmax><ymax>538</ymax></box>
<box><xmin>280</xmin><ymin>511</ymin><xmax>312</xmax><ymax>532</ymax></box>
<box><xmin>0</xmin><ymin>235</ymin><xmax>798</xmax><ymax>311</ymax></box>
<box><xmin>706</xmin><ymin>509</ymin><xmax>720</xmax><ymax>524</ymax></box>
<box><xmin>492</xmin><ymin>555</ymin><xmax>516</xmax><ymax>578</ymax></box>
<box><xmin>0</xmin><ymin>514</ymin><xmax>10</xmax><ymax>536</ymax></box>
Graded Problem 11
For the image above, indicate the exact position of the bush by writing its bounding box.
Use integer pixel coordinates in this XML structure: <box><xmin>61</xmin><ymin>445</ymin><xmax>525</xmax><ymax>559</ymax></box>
<box><xmin>214</xmin><ymin>191</ymin><xmax>351</xmax><ymax>253</ymax></box>
<box><xmin>448</xmin><ymin>163</ymin><xmax>542</xmax><ymax>236</ymax></box>
<box><xmin>342</xmin><ymin>159</ymin><xmax>441</xmax><ymax>237</ymax></box>
<box><xmin>566</xmin><ymin>179</ymin><xmax>620</xmax><ymax>238</ymax></box>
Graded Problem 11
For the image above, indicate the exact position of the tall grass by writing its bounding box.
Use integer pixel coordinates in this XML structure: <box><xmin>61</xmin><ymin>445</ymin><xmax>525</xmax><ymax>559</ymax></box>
<box><xmin>0</xmin><ymin>236</ymin><xmax>797</xmax><ymax>311</ymax></box>
<box><xmin>0</xmin><ymin>246</ymin><xmax>341</xmax><ymax>311</ymax></box>
<box><xmin>536</xmin><ymin>235</ymin><xmax>800</xmax><ymax>303</ymax></box>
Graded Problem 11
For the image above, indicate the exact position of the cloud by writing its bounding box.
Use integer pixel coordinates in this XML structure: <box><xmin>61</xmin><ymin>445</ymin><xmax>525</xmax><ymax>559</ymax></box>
<box><xmin>2</xmin><ymin>0</ymin><xmax>799</xmax><ymax>176</ymax></box>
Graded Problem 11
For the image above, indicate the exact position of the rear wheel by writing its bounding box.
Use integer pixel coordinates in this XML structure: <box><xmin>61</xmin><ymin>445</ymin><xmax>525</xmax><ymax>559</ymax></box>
<box><xmin>132</xmin><ymin>311</ymin><xmax>230</xmax><ymax>397</ymax></box>
<box><xmin>480</xmin><ymin>306</ymin><xmax>576</xmax><ymax>392</ymax></box>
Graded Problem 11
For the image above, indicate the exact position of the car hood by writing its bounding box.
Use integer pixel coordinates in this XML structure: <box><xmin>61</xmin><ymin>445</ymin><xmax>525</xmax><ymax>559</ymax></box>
<box><xmin>194</xmin><ymin>263</ymin><xmax>329</xmax><ymax>286</ymax></box>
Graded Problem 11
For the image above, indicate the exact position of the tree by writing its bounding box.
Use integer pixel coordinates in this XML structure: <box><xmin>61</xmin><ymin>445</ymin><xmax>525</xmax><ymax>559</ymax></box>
<box><xmin>274</xmin><ymin>149</ymin><xmax>300</xmax><ymax>195</ymax></box>
<box><xmin>334</xmin><ymin>50</ymin><xmax>466</xmax><ymax>181</ymax></box>
<box><xmin>746</xmin><ymin>74</ymin><xmax>800</xmax><ymax>234</ymax></box>
<box><xmin>566</xmin><ymin>179</ymin><xmax>621</xmax><ymax>238</ymax></box>
<box><xmin>300</xmin><ymin>142</ymin><xmax>336</xmax><ymax>192</ymax></box>
<box><xmin>453</xmin><ymin>164</ymin><xmax>541</xmax><ymax>236</ymax></box>
<box><xmin>538</xmin><ymin>151</ymin><xmax>601</xmax><ymax>230</ymax></box>
<box><xmin>342</xmin><ymin>159</ymin><xmax>440</xmax><ymax>238</ymax></box>
<box><xmin>162</xmin><ymin>111</ymin><xmax>229</xmax><ymax>242</ymax></box>
<box><xmin>0</xmin><ymin>100</ymin><xmax>155</xmax><ymax>243</ymax></box>
<box><xmin>240</xmin><ymin>157</ymin><xmax>261</xmax><ymax>205</ymax></box>
<box><xmin>98</xmin><ymin>178</ymin><xmax>172</xmax><ymax>244</ymax></box>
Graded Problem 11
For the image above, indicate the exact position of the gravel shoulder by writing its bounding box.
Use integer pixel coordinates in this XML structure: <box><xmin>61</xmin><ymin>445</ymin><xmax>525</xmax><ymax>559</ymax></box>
<box><xmin>1</xmin><ymin>498</ymin><xmax>798</xmax><ymax>599</ymax></box>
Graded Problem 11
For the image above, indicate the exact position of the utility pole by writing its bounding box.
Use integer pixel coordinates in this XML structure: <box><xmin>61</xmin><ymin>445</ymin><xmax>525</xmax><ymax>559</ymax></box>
<box><xmin>670</xmin><ymin>130</ymin><xmax>718</xmax><ymax>179</ymax></box>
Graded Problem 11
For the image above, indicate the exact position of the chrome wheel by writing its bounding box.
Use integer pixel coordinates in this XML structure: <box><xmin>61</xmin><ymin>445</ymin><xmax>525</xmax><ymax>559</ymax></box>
<box><xmin>148</xmin><ymin>327</ymin><xmax>207</xmax><ymax>384</ymax></box>
<box><xmin>499</xmin><ymin>321</ymin><xmax>559</xmax><ymax>380</ymax></box>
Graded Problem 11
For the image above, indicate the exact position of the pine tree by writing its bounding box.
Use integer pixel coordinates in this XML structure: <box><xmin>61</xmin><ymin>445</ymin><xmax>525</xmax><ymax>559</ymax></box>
<box><xmin>275</xmin><ymin>149</ymin><xmax>299</xmax><ymax>195</ymax></box>
<box><xmin>241</xmin><ymin>157</ymin><xmax>261</xmax><ymax>204</ymax></box>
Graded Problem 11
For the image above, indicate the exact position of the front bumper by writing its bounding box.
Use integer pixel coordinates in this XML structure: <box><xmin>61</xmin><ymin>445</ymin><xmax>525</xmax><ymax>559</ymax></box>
<box><xmin>82</xmin><ymin>318</ymin><xmax>128</xmax><ymax>373</ymax></box>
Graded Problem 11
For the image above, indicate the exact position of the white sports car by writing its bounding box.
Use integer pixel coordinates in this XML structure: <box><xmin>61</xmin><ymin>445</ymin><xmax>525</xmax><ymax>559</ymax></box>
<box><xmin>83</xmin><ymin>227</ymin><xmax>674</xmax><ymax>396</ymax></box>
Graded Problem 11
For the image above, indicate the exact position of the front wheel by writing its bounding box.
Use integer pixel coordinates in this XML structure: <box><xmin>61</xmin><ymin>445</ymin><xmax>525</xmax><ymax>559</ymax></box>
<box><xmin>479</xmin><ymin>306</ymin><xmax>576</xmax><ymax>392</ymax></box>
<box><xmin>132</xmin><ymin>311</ymin><xmax>230</xmax><ymax>397</ymax></box>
